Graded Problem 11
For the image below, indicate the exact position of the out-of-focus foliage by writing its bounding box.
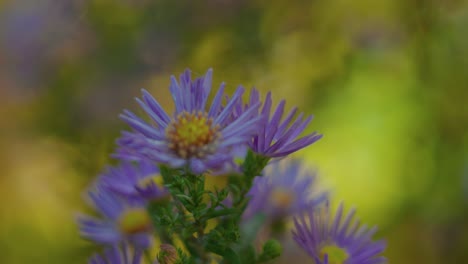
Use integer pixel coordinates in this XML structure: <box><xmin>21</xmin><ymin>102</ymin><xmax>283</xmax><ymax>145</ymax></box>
<box><xmin>0</xmin><ymin>0</ymin><xmax>467</xmax><ymax>263</ymax></box>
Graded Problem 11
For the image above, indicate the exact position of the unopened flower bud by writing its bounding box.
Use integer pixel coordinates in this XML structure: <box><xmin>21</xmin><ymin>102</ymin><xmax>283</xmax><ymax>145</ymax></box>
<box><xmin>157</xmin><ymin>244</ymin><xmax>178</xmax><ymax>264</ymax></box>
<box><xmin>258</xmin><ymin>239</ymin><xmax>282</xmax><ymax>262</ymax></box>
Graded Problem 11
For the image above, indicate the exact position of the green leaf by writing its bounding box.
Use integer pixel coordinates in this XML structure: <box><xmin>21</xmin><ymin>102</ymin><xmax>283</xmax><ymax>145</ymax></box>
<box><xmin>159</xmin><ymin>165</ymin><xmax>177</xmax><ymax>184</ymax></box>
<box><xmin>175</xmin><ymin>194</ymin><xmax>194</xmax><ymax>205</ymax></box>
<box><xmin>242</xmin><ymin>150</ymin><xmax>270</xmax><ymax>180</ymax></box>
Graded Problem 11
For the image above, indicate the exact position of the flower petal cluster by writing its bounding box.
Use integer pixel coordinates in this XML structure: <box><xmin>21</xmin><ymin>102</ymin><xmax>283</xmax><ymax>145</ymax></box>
<box><xmin>243</xmin><ymin>160</ymin><xmax>328</xmax><ymax>221</ymax></box>
<box><xmin>89</xmin><ymin>245</ymin><xmax>142</xmax><ymax>264</ymax></box>
<box><xmin>234</xmin><ymin>89</ymin><xmax>322</xmax><ymax>158</ymax></box>
<box><xmin>78</xmin><ymin>187</ymin><xmax>153</xmax><ymax>249</ymax></box>
<box><xmin>98</xmin><ymin>161</ymin><xmax>169</xmax><ymax>202</ymax></box>
<box><xmin>115</xmin><ymin>69</ymin><xmax>262</xmax><ymax>173</ymax></box>
<box><xmin>292</xmin><ymin>202</ymin><xmax>387</xmax><ymax>264</ymax></box>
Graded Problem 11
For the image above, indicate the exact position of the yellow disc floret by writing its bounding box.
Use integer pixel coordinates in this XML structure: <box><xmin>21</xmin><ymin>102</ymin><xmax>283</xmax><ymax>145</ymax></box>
<box><xmin>320</xmin><ymin>244</ymin><xmax>349</xmax><ymax>264</ymax></box>
<box><xmin>137</xmin><ymin>174</ymin><xmax>164</xmax><ymax>189</ymax></box>
<box><xmin>271</xmin><ymin>187</ymin><xmax>296</xmax><ymax>209</ymax></box>
<box><xmin>118</xmin><ymin>208</ymin><xmax>152</xmax><ymax>234</ymax></box>
<box><xmin>166</xmin><ymin>111</ymin><xmax>220</xmax><ymax>159</ymax></box>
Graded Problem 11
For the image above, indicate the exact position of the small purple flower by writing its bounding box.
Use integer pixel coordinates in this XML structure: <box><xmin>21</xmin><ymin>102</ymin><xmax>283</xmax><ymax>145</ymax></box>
<box><xmin>115</xmin><ymin>68</ymin><xmax>261</xmax><ymax>174</ymax></box>
<box><xmin>89</xmin><ymin>244</ymin><xmax>143</xmax><ymax>264</ymax></box>
<box><xmin>98</xmin><ymin>161</ymin><xmax>169</xmax><ymax>202</ymax></box>
<box><xmin>243</xmin><ymin>160</ymin><xmax>327</xmax><ymax>221</ymax></box>
<box><xmin>236</xmin><ymin>89</ymin><xmax>322</xmax><ymax>158</ymax></box>
<box><xmin>292</xmin><ymin>202</ymin><xmax>387</xmax><ymax>264</ymax></box>
<box><xmin>78</xmin><ymin>188</ymin><xmax>153</xmax><ymax>249</ymax></box>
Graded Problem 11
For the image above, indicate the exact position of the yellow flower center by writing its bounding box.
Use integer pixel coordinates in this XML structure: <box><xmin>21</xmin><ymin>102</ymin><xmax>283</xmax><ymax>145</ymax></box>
<box><xmin>118</xmin><ymin>208</ymin><xmax>152</xmax><ymax>234</ymax></box>
<box><xmin>136</xmin><ymin>174</ymin><xmax>164</xmax><ymax>189</ymax></box>
<box><xmin>271</xmin><ymin>187</ymin><xmax>295</xmax><ymax>209</ymax></box>
<box><xmin>319</xmin><ymin>245</ymin><xmax>349</xmax><ymax>264</ymax></box>
<box><xmin>166</xmin><ymin>111</ymin><xmax>220</xmax><ymax>159</ymax></box>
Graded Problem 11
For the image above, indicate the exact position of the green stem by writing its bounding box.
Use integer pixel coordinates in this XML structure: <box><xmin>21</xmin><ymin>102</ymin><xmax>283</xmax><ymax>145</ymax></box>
<box><xmin>202</xmin><ymin>208</ymin><xmax>238</xmax><ymax>221</ymax></box>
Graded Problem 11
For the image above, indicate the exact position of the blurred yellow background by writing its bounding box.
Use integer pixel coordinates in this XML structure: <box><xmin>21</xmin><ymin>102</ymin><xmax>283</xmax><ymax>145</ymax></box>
<box><xmin>1</xmin><ymin>0</ymin><xmax>467</xmax><ymax>263</ymax></box>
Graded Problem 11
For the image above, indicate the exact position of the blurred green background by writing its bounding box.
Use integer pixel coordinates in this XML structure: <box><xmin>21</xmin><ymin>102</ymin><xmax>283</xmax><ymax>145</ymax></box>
<box><xmin>1</xmin><ymin>0</ymin><xmax>467</xmax><ymax>263</ymax></box>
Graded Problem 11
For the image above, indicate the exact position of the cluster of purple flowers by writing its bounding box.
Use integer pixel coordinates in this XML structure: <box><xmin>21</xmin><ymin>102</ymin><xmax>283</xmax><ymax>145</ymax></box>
<box><xmin>78</xmin><ymin>69</ymin><xmax>387</xmax><ymax>263</ymax></box>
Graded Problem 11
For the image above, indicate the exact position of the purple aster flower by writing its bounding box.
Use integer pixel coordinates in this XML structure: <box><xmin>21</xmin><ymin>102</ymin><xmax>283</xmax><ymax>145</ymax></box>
<box><xmin>235</xmin><ymin>88</ymin><xmax>322</xmax><ymax>158</ymax></box>
<box><xmin>98</xmin><ymin>161</ymin><xmax>169</xmax><ymax>202</ymax></box>
<box><xmin>78</xmin><ymin>188</ymin><xmax>153</xmax><ymax>249</ymax></box>
<box><xmin>89</xmin><ymin>244</ymin><xmax>143</xmax><ymax>264</ymax></box>
<box><xmin>292</xmin><ymin>201</ymin><xmax>387</xmax><ymax>264</ymax></box>
<box><xmin>115</xmin><ymin>68</ymin><xmax>261</xmax><ymax>174</ymax></box>
<box><xmin>243</xmin><ymin>160</ymin><xmax>327</xmax><ymax>221</ymax></box>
